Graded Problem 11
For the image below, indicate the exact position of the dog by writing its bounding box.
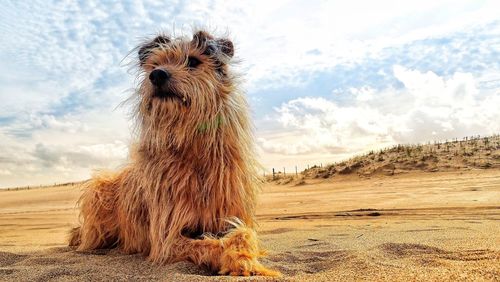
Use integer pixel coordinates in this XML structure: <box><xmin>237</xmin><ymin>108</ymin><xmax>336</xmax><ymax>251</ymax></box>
<box><xmin>69</xmin><ymin>30</ymin><xmax>279</xmax><ymax>277</ymax></box>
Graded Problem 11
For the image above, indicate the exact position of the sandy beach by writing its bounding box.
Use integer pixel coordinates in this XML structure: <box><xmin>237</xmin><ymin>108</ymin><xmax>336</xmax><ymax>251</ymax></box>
<box><xmin>0</xmin><ymin>170</ymin><xmax>499</xmax><ymax>281</ymax></box>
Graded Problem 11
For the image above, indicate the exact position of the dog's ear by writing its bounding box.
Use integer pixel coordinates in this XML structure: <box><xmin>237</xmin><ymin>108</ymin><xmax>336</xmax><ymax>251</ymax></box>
<box><xmin>210</xmin><ymin>38</ymin><xmax>234</xmax><ymax>75</ymax></box>
<box><xmin>215</xmin><ymin>38</ymin><xmax>234</xmax><ymax>59</ymax></box>
<box><xmin>192</xmin><ymin>30</ymin><xmax>214</xmax><ymax>48</ymax></box>
<box><xmin>138</xmin><ymin>35</ymin><xmax>170</xmax><ymax>65</ymax></box>
<box><xmin>193</xmin><ymin>33</ymin><xmax>234</xmax><ymax>66</ymax></box>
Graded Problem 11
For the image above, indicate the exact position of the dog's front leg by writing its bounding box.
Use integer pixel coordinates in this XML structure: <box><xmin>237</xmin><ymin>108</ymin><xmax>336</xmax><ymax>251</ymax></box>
<box><xmin>172</xmin><ymin>234</ymin><xmax>225</xmax><ymax>271</ymax></box>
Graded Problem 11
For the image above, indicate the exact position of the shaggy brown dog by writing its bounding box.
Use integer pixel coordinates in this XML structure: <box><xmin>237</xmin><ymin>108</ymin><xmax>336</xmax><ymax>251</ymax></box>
<box><xmin>68</xmin><ymin>30</ymin><xmax>279</xmax><ymax>276</ymax></box>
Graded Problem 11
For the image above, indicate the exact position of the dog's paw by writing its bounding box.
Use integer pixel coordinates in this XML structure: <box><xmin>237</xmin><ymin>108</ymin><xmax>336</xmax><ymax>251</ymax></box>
<box><xmin>218</xmin><ymin>249</ymin><xmax>280</xmax><ymax>276</ymax></box>
<box><xmin>218</xmin><ymin>225</ymin><xmax>280</xmax><ymax>277</ymax></box>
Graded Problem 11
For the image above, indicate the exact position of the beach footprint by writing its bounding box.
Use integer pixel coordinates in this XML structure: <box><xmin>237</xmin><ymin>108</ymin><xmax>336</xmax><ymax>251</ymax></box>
<box><xmin>0</xmin><ymin>251</ymin><xmax>26</xmax><ymax>267</ymax></box>
<box><xmin>267</xmin><ymin>249</ymin><xmax>354</xmax><ymax>275</ymax></box>
<box><xmin>0</xmin><ymin>251</ymin><xmax>27</xmax><ymax>279</ymax></box>
<box><xmin>378</xmin><ymin>243</ymin><xmax>499</xmax><ymax>265</ymax></box>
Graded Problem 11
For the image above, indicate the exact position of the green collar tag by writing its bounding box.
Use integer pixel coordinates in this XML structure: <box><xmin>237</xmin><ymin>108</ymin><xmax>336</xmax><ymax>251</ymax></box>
<box><xmin>197</xmin><ymin>114</ymin><xmax>223</xmax><ymax>133</ymax></box>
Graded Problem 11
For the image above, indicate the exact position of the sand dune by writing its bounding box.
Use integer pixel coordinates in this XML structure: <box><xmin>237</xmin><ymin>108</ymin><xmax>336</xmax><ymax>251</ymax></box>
<box><xmin>1</xmin><ymin>170</ymin><xmax>499</xmax><ymax>281</ymax></box>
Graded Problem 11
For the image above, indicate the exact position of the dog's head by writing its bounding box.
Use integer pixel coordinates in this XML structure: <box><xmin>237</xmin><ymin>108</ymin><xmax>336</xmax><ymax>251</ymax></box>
<box><xmin>136</xmin><ymin>31</ymin><xmax>235</xmax><ymax>132</ymax></box>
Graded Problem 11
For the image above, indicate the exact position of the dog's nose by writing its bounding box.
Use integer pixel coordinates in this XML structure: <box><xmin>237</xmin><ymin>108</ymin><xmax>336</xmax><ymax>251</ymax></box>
<box><xmin>149</xmin><ymin>69</ymin><xmax>171</xmax><ymax>87</ymax></box>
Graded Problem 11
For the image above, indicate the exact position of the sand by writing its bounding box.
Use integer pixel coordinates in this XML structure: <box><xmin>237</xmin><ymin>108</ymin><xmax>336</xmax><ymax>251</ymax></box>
<box><xmin>0</xmin><ymin>170</ymin><xmax>499</xmax><ymax>281</ymax></box>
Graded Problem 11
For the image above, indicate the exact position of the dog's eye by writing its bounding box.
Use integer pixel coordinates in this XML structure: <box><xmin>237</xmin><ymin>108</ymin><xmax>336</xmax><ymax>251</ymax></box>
<box><xmin>187</xmin><ymin>56</ymin><xmax>201</xmax><ymax>69</ymax></box>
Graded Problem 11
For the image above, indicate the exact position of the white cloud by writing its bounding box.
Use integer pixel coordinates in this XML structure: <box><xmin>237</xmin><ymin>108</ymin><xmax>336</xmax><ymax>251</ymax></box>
<box><xmin>0</xmin><ymin>108</ymin><xmax>131</xmax><ymax>188</ymax></box>
<box><xmin>224</xmin><ymin>0</ymin><xmax>500</xmax><ymax>91</ymax></box>
<box><xmin>258</xmin><ymin>66</ymin><xmax>500</xmax><ymax>168</ymax></box>
<box><xmin>34</xmin><ymin>141</ymin><xmax>128</xmax><ymax>168</ymax></box>
<box><xmin>0</xmin><ymin>138</ymin><xmax>129</xmax><ymax>188</ymax></box>
<box><xmin>0</xmin><ymin>169</ymin><xmax>12</xmax><ymax>176</ymax></box>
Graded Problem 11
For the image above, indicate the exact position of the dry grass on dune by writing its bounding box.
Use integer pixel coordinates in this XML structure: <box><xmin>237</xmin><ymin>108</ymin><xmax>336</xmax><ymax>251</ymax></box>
<box><xmin>271</xmin><ymin>135</ymin><xmax>500</xmax><ymax>184</ymax></box>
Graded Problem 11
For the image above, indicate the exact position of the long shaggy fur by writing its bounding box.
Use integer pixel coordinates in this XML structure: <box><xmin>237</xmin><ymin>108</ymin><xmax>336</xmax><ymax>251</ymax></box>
<box><xmin>69</xmin><ymin>30</ymin><xmax>279</xmax><ymax>276</ymax></box>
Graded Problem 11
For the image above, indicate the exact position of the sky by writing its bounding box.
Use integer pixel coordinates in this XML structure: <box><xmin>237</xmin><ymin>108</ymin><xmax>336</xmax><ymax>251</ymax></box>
<box><xmin>0</xmin><ymin>0</ymin><xmax>499</xmax><ymax>187</ymax></box>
